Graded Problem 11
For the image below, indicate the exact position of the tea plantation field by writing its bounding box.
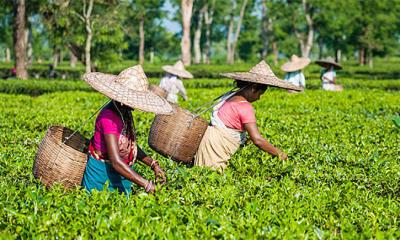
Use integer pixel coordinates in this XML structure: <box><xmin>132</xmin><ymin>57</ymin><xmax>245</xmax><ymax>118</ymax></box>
<box><xmin>0</xmin><ymin>76</ymin><xmax>399</xmax><ymax>238</ymax></box>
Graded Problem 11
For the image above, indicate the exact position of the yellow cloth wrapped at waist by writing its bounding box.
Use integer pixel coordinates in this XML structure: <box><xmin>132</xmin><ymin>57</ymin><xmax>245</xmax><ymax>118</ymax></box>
<box><xmin>194</xmin><ymin>125</ymin><xmax>241</xmax><ymax>171</ymax></box>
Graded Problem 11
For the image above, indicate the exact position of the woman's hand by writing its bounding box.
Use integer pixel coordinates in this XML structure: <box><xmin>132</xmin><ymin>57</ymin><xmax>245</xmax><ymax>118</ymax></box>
<box><xmin>244</xmin><ymin>123</ymin><xmax>288</xmax><ymax>160</ymax></box>
<box><xmin>104</xmin><ymin>134</ymin><xmax>151</xmax><ymax>192</ymax></box>
<box><xmin>278</xmin><ymin>151</ymin><xmax>288</xmax><ymax>161</ymax></box>
<box><xmin>137</xmin><ymin>148</ymin><xmax>167</xmax><ymax>185</ymax></box>
<box><xmin>153</xmin><ymin>163</ymin><xmax>167</xmax><ymax>185</ymax></box>
<box><xmin>145</xmin><ymin>180</ymin><xmax>155</xmax><ymax>194</ymax></box>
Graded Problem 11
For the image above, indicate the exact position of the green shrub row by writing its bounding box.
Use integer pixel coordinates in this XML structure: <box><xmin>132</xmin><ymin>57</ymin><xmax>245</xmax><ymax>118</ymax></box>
<box><xmin>1</xmin><ymin>77</ymin><xmax>399</xmax><ymax>96</ymax></box>
<box><xmin>1</xmin><ymin>58</ymin><xmax>400</xmax><ymax>79</ymax></box>
<box><xmin>0</xmin><ymin>88</ymin><xmax>399</xmax><ymax>238</ymax></box>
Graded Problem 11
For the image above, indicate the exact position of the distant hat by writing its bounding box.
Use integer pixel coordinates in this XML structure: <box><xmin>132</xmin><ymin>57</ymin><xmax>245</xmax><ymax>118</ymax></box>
<box><xmin>82</xmin><ymin>65</ymin><xmax>173</xmax><ymax>115</ymax></box>
<box><xmin>315</xmin><ymin>57</ymin><xmax>342</xmax><ymax>70</ymax></box>
<box><xmin>162</xmin><ymin>60</ymin><xmax>193</xmax><ymax>79</ymax></box>
<box><xmin>280</xmin><ymin>55</ymin><xmax>310</xmax><ymax>72</ymax></box>
<box><xmin>221</xmin><ymin>60</ymin><xmax>303</xmax><ymax>91</ymax></box>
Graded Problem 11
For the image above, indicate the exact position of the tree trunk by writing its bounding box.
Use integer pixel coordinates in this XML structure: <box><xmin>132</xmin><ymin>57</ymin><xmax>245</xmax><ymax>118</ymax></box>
<box><xmin>138</xmin><ymin>16</ymin><xmax>145</xmax><ymax>65</ymax></box>
<box><xmin>261</xmin><ymin>0</ymin><xmax>268</xmax><ymax>59</ymax></box>
<box><xmin>272</xmin><ymin>41</ymin><xmax>278</xmax><ymax>66</ymax></box>
<box><xmin>226</xmin><ymin>12</ymin><xmax>234</xmax><ymax>64</ymax></box>
<box><xmin>194</xmin><ymin>5</ymin><xmax>206</xmax><ymax>64</ymax></box>
<box><xmin>5</xmin><ymin>47</ymin><xmax>11</xmax><ymax>62</ymax></box>
<box><xmin>302</xmin><ymin>27</ymin><xmax>313</xmax><ymax>58</ymax></box>
<box><xmin>229</xmin><ymin>0</ymin><xmax>248</xmax><ymax>64</ymax></box>
<box><xmin>368</xmin><ymin>49</ymin><xmax>373</xmax><ymax>68</ymax></box>
<box><xmin>150</xmin><ymin>49</ymin><xmax>154</xmax><ymax>64</ymax></box>
<box><xmin>84</xmin><ymin>0</ymin><xmax>94</xmax><ymax>73</ymax></box>
<box><xmin>301</xmin><ymin>0</ymin><xmax>313</xmax><ymax>58</ymax></box>
<box><xmin>181</xmin><ymin>0</ymin><xmax>194</xmax><ymax>66</ymax></box>
<box><xmin>203</xmin><ymin>1</ymin><xmax>215</xmax><ymax>64</ymax></box>
<box><xmin>70</xmin><ymin>50</ymin><xmax>77</xmax><ymax>68</ymax></box>
<box><xmin>52</xmin><ymin>47</ymin><xmax>60</xmax><ymax>68</ymax></box>
<box><xmin>294</xmin><ymin>0</ymin><xmax>313</xmax><ymax>58</ymax></box>
<box><xmin>335</xmin><ymin>49</ymin><xmax>341</xmax><ymax>63</ymax></box>
<box><xmin>13</xmin><ymin>0</ymin><xmax>28</xmax><ymax>79</ymax></box>
<box><xmin>68</xmin><ymin>43</ymin><xmax>86</xmax><ymax>67</ymax></box>
<box><xmin>359</xmin><ymin>47</ymin><xmax>365</xmax><ymax>65</ymax></box>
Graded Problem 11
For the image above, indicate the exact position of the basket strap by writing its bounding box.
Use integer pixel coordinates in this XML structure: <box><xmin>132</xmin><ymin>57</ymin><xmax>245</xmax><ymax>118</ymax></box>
<box><xmin>192</xmin><ymin>86</ymin><xmax>247</xmax><ymax>119</ymax></box>
<box><xmin>192</xmin><ymin>87</ymin><xmax>237</xmax><ymax>114</ymax></box>
<box><xmin>62</xmin><ymin>100</ymin><xmax>111</xmax><ymax>144</ymax></box>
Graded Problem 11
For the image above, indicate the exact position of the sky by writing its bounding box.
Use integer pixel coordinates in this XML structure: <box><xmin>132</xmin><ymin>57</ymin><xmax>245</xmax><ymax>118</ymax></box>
<box><xmin>162</xmin><ymin>0</ymin><xmax>181</xmax><ymax>33</ymax></box>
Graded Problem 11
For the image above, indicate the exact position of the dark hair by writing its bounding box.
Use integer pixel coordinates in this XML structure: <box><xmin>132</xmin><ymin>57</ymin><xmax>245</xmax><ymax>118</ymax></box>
<box><xmin>108</xmin><ymin>101</ymin><xmax>135</xmax><ymax>139</ymax></box>
<box><xmin>235</xmin><ymin>80</ymin><xmax>268</xmax><ymax>91</ymax></box>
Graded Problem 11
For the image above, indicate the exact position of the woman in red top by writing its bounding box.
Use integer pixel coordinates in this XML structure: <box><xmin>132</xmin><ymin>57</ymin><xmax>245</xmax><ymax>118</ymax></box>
<box><xmin>82</xmin><ymin>65</ymin><xmax>173</xmax><ymax>194</ymax></box>
<box><xmin>194</xmin><ymin>61</ymin><xmax>302</xmax><ymax>171</ymax></box>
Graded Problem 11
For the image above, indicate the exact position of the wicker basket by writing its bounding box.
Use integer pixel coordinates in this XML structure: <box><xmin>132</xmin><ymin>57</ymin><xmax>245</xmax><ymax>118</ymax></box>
<box><xmin>149</xmin><ymin>84</ymin><xmax>168</xmax><ymax>98</ymax></box>
<box><xmin>148</xmin><ymin>105</ymin><xmax>208</xmax><ymax>164</ymax></box>
<box><xmin>33</xmin><ymin>125</ymin><xmax>89</xmax><ymax>189</ymax></box>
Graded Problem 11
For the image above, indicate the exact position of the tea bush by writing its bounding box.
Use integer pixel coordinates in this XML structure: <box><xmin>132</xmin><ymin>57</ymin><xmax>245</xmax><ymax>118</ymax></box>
<box><xmin>0</xmin><ymin>78</ymin><xmax>399</xmax><ymax>238</ymax></box>
<box><xmin>1</xmin><ymin>77</ymin><xmax>399</xmax><ymax>97</ymax></box>
<box><xmin>1</xmin><ymin>57</ymin><xmax>400</xmax><ymax>79</ymax></box>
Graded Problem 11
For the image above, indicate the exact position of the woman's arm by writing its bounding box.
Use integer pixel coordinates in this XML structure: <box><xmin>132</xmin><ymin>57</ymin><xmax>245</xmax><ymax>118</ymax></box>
<box><xmin>104</xmin><ymin>134</ymin><xmax>155</xmax><ymax>193</ymax></box>
<box><xmin>137</xmin><ymin>146</ymin><xmax>167</xmax><ymax>184</ymax></box>
<box><xmin>243</xmin><ymin>122</ymin><xmax>288</xmax><ymax>160</ymax></box>
<box><xmin>176</xmin><ymin>80</ymin><xmax>188</xmax><ymax>101</ymax></box>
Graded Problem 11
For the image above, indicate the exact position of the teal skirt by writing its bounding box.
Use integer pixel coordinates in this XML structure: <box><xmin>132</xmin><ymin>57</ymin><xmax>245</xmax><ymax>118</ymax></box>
<box><xmin>82</xmin><ymin>154</ymin><xmax>132</xmax><ymax>195</ymax></box>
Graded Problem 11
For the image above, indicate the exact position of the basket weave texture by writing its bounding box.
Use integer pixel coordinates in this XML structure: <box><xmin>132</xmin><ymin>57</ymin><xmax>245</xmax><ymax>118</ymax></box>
<box><xmin>149</xmin><ymin>84</ymin><xmax>168</xmax><ymax>98</ymax></box>
<box><xmin>148</xmin><ymin>105</ymin><xmax>208</xmax><ymax>164</ymax></box>
<box><xmin>33</xmin><ymin>125</ymin><xmax>89</xmax><ymax>188</ymax></box>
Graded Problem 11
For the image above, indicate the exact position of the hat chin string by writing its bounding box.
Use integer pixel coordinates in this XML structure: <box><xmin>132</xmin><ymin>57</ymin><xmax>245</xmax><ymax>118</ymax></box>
<box><xmin>113</xmin><ymin>100</ymin><xmax>127</xmax><ymax>128</ymax></box>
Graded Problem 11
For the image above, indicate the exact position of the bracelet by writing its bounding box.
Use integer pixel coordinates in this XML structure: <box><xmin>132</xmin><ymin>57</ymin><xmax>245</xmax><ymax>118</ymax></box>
<box><xmin>145</xmin><ymin>181</ymin><xmax>153</xmax><ymax>193</ymax></box>
<box><xmin>150</xmin><ymin>159</ymin><xmax>158</xmax><ymax>170</ymax></box>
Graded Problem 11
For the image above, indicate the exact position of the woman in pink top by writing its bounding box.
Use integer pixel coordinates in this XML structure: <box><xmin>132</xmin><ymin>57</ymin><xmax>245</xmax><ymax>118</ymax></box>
<box><xmin>195</xmin><ymin>61</ymin><xmax>302</xmax><ymax>171</ymax></box>
<box><xmin>82</xmin><ymin>65</ymin><xmax>174</xmax><ymax>194</ymax></box>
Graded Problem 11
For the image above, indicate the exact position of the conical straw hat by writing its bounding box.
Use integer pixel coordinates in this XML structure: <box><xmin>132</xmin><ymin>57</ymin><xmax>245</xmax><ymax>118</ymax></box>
<box><xmin>315</xmin><ymin>57</ymin><xmax>342</xmax><ymax>70</ymax></box>
<box><xmin>162</xmin><ymin>60</ymin><xmax>194</xmax><ymax>79</ymax></box>
<box><xmin>280</xmin><ymin>55</ymin><xmax>310</xmax><ymax>72</ymax></box>
<box><xmin>221</xmin><ymin>61</ymin><xmax>303</xmax><ymax>91</ymax></box>
<box><xmin>82</xmin><ymin>65</ymin><xmax>173</xmax><ymax>115</ymax></box>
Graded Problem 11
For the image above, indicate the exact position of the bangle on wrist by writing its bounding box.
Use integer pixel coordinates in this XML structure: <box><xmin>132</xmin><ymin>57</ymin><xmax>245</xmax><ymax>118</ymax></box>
<box><xmin>145</xmin><ymin>181</ymin><xmax>153</xmax><ymax>193</ymax></box>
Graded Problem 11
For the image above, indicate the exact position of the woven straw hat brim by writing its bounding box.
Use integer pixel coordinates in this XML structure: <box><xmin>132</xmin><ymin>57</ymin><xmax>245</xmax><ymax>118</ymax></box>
<box><xmin>281</xmin><ymin>58</ymin><xmax>311</xmax><ymax>72</ymax></box>
<box><xmin>315</xmin><ymin>60</ymin><xmax>342</xmax><ymax>70</ymax></box>
<box><xmin>221</xmin><ymin>72</ymin><xmax>303</xmax><ymax>91</ymax></box>
<box><xmin>83</xmin><ymin>72</ymin><xmax>173</xmax><ymax>115</ymax></box>
<box><xmin>162</xmin><ymin>65</ymin><xmax>194</xmax><ymax>79</ymax></box>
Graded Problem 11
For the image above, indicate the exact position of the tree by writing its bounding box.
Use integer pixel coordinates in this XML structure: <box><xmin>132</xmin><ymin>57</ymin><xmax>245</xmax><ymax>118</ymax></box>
<box><xmin>193</xmin><ymin>1</ymin><xmax>207</xmax><ymax>64</ymax></box>
<box><xmin>203</xmin><ymin>0</ymin><xmax>215</xmax><ymax>64</ymax></box>
<box><xmin>237</xmin><ymin>0</ymin><xmax>261</xmax><ymax>62</ymax></box>
<box><xmin>13</xmin><ymin>0</ymin><xmax>28</xmax><ymax>79</ymax></box>
<box><xmin>314</xmin><ymin>0</ymin><xmax>359</xmax><ymax>62</ymax></box>
<box><xmin>0</xmin><ymin>3</ymin><xmax>13</xmax><ymax>63</ymax></box>
<box><xmin>259</xmin><ymin>1</ymin><xmax>300</xmax><ymax>65</ymax></box>
<box><xmin>41</xmin><ymin>2</ymin><xmax>68</xmax><ymax>68</ymax></box>
<box><xmin>226</xmin><ymin>0</ymin><xmax>248</xmax><ymax>64</ymax></box>
<box><xmin>181</xmin><ymin>0</ymin><xmax>194</xmax><ymax>66</ymax></box>
<box><xmin>292</xmin><ymin>0</ymin><xmax>315</xmax><ymax>58</ymax></box>
<box><xmin>354</xmin><ymin>0</ymin><xmax>399</xmax><ymax>67</ymax></box>
<box><xmin>72</xmin><ymin>0</ymin><xmax>95</xmax><ymax>73</ymax></box>
<box><xmin>129</xmin><ymin>0</ymin><xmax>165</xmax><ymax>65</ymax></box>
<box><xmin>260</xmin><ymin>0</ymin><xmax>270</xmax><ymax>59</ymax></box>
<box><xmin>41</xmin><ymin>0</ymin><xmax>127</xmax><ymax>72</ymax></box>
